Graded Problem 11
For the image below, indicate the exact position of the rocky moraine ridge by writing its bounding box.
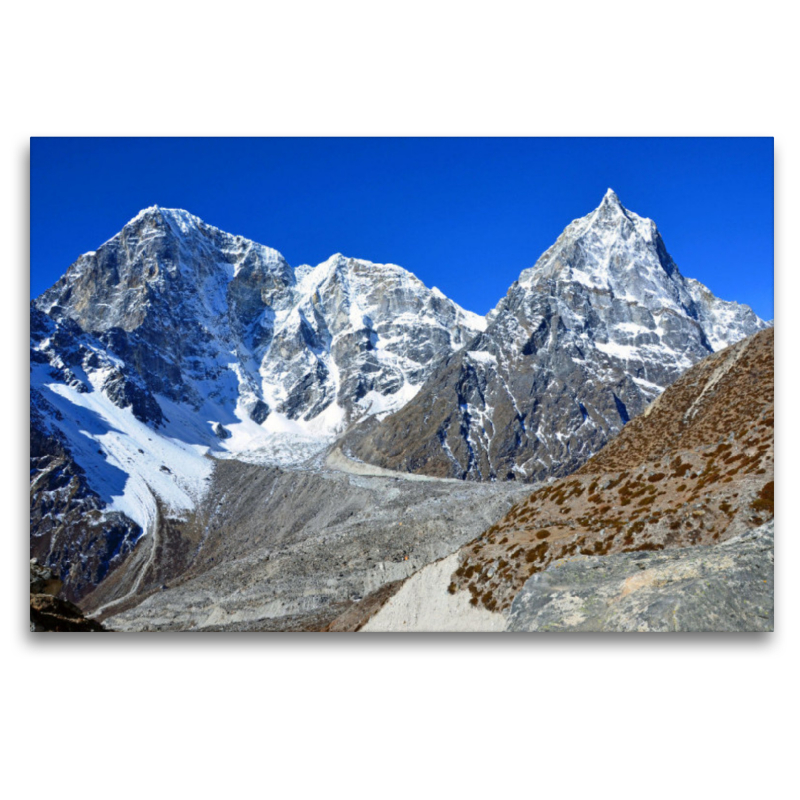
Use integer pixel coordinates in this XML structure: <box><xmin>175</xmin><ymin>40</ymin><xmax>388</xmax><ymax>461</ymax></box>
<box><xmin>30</xmin><ymin>191</ymin><xmax>771</xmax><ymax>627</ymax></box>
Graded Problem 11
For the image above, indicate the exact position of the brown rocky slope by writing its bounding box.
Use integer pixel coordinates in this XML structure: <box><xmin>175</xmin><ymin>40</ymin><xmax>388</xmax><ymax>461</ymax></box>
<box><xmin>447</xmin><ymin>327</ymin><xmax>774</xmax><ymax>614</ymax></box>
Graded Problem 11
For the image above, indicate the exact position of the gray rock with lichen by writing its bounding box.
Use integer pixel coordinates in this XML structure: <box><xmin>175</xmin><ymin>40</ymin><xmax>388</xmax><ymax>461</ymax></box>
<box><xmin>506</xmin><ymin>520</ymin><xmax>774</xmax><ymax>632</ymax></box>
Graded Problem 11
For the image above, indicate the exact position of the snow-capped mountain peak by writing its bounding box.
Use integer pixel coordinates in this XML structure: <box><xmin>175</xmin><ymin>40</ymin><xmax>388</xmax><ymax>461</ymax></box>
<box><xmin>35</xmin><ymin>208</ymin><xmax>486</xmax><ymax>446</ymax></box>
<box><xmin>599</xmin><ymin>186</ymin><xmax>624</xmax><ymax>210</ymax></box>
<box><xmin>517</xmin><ymin>190</ymin><xmax>678</xmax><ymax>315</ymax></box>
<box><xmin>344</xmin><ymin>192</ymin><xmax>771</xmax><ymax>483</ymax></box>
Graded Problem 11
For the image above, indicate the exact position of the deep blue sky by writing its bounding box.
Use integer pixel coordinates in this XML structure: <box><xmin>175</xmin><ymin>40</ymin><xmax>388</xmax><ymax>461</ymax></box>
<box><xmin>30</xmin><ymin>138</ymin><xmax>774</xmax><ymax>319</ymax></box>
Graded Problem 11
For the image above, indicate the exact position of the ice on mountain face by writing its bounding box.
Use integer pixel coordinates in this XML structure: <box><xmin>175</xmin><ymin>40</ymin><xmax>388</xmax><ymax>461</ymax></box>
<box><xmin>36</xmin><ymin>208</ymin><xmax>486</xmax><ymax>447</ymax></box>
<box><xmin>345</xmin><ymin>190</ymin><xmax>771</xmax><ymax>483</ymax></box>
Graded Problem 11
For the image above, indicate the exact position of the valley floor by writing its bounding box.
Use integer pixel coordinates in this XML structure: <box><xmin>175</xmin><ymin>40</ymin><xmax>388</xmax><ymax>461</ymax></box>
<box><xmin>91</xmin><ymin>446</ymin><xmax>531</xmax><ymax>631</ymax></box>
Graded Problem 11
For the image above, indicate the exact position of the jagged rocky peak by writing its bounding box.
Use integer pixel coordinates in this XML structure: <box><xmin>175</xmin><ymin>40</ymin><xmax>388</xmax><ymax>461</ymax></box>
<box><xmin>517</xmin><ymin>188</ymin><xmax>680</xmax><ymax>308</ymax></box>
<box><xmin>343</xmin><ymin>191</ymin><xmax>771</xmax><ymax>483</ymax></box>
<box><xmin>256</xmin><ymin>250</ymin><xmax>485</xmax><ymax>428</ymax></box>
<box><xmin>588</xmin><ymin>187</ymin><xmax>637</xmax><ymax>225</ymax></box>
<box><xmin>37</xmin><ymin>205</ymin><xmax>293</xmax><ymax>335</ymax></box>
<box><xmin>596</xmin><ymin>186</ymin><xmax>637</xmax><ymax>216</ymax></box>
<box><xmin>33</xmin><ymin>206</ymin><xmax>486</xmax><ymax>445</ymax></box>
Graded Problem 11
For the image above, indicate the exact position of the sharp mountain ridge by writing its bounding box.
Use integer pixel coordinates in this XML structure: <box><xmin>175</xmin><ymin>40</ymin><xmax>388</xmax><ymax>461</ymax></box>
<box><xmin>343</xmin><ymin>189</ymin><xmax>770</xmax><ymax>481</ymax></box>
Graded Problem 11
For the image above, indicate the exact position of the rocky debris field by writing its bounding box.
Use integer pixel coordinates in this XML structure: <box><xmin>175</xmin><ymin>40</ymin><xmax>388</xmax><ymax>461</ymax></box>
<box><xmin>94</xmin><ymin>454</ymin><xmax>531</xmax><ymax>632</ymax></box>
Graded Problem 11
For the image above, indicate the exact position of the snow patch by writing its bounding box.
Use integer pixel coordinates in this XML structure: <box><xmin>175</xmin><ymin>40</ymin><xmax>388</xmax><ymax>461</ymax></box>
<box><xmin>36</xmin><ymin>369</ymin><xmax>212</xmax><ymax>532</ymax></box>
<box><xmin>467</xmin><ymin>350</ymin><xmax>498</xmax><ymax>365</ymax></box>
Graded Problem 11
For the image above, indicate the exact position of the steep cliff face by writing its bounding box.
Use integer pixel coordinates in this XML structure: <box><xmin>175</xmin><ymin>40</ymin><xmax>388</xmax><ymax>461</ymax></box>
<box><xmin>30</xmin><ymin>311</ymin><xmax>144</xmax><ymax>600</ymax></box>
<box><xmin>343</xmin><ymin>190</ymin><xmax>770</xmax><ymax>481</ymax></box>
<box><xmin>36</xmin><ymin>207</ymin><xmax>485</xmax><ymax>433</ymax></box>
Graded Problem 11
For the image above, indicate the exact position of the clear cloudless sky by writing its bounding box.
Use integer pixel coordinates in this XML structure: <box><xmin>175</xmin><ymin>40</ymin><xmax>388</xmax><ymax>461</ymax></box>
<box><xmin>30</xmin><ymin>137</ymin><xmax>774</xmax><ymax>320</ymax></box>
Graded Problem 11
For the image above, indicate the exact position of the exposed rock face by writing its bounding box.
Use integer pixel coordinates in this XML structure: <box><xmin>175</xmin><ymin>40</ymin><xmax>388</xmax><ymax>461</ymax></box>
<box><xmin>212</xmin><ymin>422</ymin><xmax>232</xmax><ymax>440</ymax></box>
<box><xmin>506</xmin><ymin>521</ymin><xmax>774</xmax><ymax>632</ymax></box>
<box><xmin>30</xmin><ymin>383</ymin><xmax>143</xmax><ymax>601</ymax></box>
<box><xmin>30</xmin><ymin>305</ymin><xmax>164</xmax><ymax>427</ymax></box>
<box><xmin>344</xmin><ymin>190</ymin><xmax>770</xmax><ymax>481</ymax></box>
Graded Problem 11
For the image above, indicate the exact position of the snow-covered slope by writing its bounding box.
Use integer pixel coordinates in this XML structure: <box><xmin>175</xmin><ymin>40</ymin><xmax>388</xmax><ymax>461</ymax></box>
<box><xmin>344</xmin><ymin>190</ymin><xmax>771</xmax><ymax>481</ymax></box>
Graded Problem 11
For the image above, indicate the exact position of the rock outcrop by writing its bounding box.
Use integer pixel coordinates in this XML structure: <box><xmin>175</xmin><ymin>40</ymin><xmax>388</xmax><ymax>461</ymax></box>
<box><xmin>507</xmin><ymin>521</ymin><xmax>774</xmax><ymax>632</ymax></box>
<box><xmin>30</xmin><ymin>561</ymin><xmax>106</xmax><ymax>632</ymax></box>
<box><xmin>30</xmin><ymin>380</ymin><xmax>143</xmax><ymax>601</ymax></box>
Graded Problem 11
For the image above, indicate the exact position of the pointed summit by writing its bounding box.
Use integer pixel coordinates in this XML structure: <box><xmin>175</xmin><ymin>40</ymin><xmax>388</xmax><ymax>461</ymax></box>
<box><xmin>598</xmin><ymin>187</ymin><xmax>626</xmax><ymax>212</ymax></box>
<box><xmin>584</xmin><ymin>188</ymin><xmax>636</xmax><ymax>232</ymax></box>
<box><xmin>346</xmin><ymin>191</ymin><xmax>770</xmax><ymax>485</ymax></box>
<box><xmin>124</xmin><ymin>206</ymin><xmax>210</xmax><ymax>236</ymax></box>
